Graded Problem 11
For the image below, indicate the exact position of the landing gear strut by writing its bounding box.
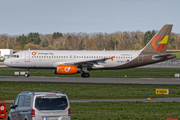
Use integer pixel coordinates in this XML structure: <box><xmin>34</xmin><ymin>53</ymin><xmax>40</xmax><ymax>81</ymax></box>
<box><xmin>81</xmin><ymin>72</ymin><xmax>90</xmax><ymax>78</ymax></box>
<box><xmin>25</xmin><ymin>68</ymin><xmax>29</xmax><ymax>77</ymax></box>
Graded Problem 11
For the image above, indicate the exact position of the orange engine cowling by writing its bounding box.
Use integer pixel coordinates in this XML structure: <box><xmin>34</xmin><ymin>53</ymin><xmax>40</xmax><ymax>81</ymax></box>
<box><xmin>54</xmin><ymin>65</ymin><xmax>81</xmax><ymax>75</ymax></box>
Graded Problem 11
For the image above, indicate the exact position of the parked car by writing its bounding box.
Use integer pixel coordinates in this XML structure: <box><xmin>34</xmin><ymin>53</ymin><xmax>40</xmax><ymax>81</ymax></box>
<box><xmin>8</xmin><ymin>91</ymin><xmax>71</xmax><ymax>120</ymax></box>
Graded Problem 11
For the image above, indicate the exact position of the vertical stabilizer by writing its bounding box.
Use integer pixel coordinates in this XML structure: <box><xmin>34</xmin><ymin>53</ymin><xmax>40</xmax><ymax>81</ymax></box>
<box><xmin>142</xmin><ymin>24</ymin><xmax>173</xmax><ymax>53</ymax></box>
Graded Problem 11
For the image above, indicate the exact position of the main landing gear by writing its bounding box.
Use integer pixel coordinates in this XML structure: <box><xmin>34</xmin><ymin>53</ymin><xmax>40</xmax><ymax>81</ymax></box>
<box><xmin>81</xmin><ymin>66</ymin><xmax>90</xmax><ymax>78</ymax></box>
<box><xmin>81</xmin><ymin>72</ymin><xmax>90</xmax><ymax>78</ymax></box>
<box><xmin>25</xmin><ymin>68</ymin><xmax>29</xmax><ymax>77</ymax></box>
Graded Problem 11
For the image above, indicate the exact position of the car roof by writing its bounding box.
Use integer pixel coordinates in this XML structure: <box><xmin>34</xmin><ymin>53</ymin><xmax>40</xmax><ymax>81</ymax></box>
<box><xmin>18</xmin><ymin>91</ymin><xmax>66</xmax><ymax>96</ymax></box>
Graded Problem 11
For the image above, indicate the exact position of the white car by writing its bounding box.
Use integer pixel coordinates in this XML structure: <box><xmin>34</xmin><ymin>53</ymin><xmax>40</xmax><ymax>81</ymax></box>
<box><xmin>8</xmin><ymin>91</ymin><xmax>71</xmax><ymax>120</ymax></box>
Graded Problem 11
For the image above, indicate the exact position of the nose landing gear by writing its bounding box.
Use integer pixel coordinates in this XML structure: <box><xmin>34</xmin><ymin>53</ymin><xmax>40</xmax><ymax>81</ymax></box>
<box><xmin>25</xmin><ymin>73</ymin><xmax>29</xmax><ymax>77</ymax></box>
<box><xmin>25</xmin><ymin>68</ymin><xmax>29</xmax><ymax>77</ymax></box>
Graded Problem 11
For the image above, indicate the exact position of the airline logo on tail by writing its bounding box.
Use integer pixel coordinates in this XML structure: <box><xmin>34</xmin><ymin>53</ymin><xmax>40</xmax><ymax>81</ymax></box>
<box><xmin>152</xmin><ymin>35</ymin><xmax>169</xmax><ymax>50</ymax></box>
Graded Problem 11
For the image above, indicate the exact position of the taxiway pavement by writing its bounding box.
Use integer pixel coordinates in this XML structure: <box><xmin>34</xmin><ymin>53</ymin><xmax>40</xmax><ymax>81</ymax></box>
<box><xmin>0</xmin><ymin>76</ymin><xmax>180</xmax><ymax>85</ymax></box>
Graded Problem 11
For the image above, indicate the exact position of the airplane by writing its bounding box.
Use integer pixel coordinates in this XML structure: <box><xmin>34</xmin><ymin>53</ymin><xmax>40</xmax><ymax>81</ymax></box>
<box><xmin>4</xmin><ymin>24</ymin><xmax>176</xmax><ymax>78</ymax></box>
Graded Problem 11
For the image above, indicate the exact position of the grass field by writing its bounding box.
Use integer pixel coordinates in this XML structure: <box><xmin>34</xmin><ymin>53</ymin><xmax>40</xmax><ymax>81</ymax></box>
<box><xmin>5</xmin><ymin>102</ymin><xmax>180</xmax><ymax>120</ymax></box>
<box><xmin>173</xmin><ymin>52</ymin><xmax>180</xmax><ymax>58</ymax></box>
<box><xmin>1</xmin><ymin>68</ymin><xmax>180</xmax><ymax>78</ymax></box>
<box><xmin>1</xmin><ymin>82</ymin><xmax>180</xmax><ymax>100</ymax></box>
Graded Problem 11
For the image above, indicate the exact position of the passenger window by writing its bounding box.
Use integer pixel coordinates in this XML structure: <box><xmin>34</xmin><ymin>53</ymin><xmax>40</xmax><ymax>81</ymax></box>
<box><xmin>37</xmin><ymin>56</ymin><xmax>38</xmax><ymax>58</ymax></box>
<box><xmin>44</xmin><ymin>56</ymin><xmax>46</xmax><ymax>58</ymax></box>
<box><xmin>32</xmin><ymin>56</ymin><xmax>33</xmax><ymax>58</ymax></box>
<box><xmin>39</xmin><ymin>56</ymin><xmax>41</xmax><ymax>58</ymax></box>
<box><xmin>24</xmin><ymin>96</ymin><xmax>31</xmax><ymax>107</ymax></box>
<box><xmin>18</xmin><ymin>95</ymin><xmax>25</xmax><ymax>107</ymax></box>
<box><xmin>17</xmin><ymin>55</ymin><xmax>19</xmax><ymax>58</ymax></box>
<box><xmin>42</xmin><ymin>56</ymin><xmax>43</xmax><ymax>58</ymax></box>
<box><xmin>34</xmin><ymin>56</ymin><xmax>36</xmax><ymax>58</ymax></box>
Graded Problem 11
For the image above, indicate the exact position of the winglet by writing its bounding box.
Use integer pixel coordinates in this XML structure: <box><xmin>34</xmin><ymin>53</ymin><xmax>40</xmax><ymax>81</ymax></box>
<box><xmin>110</xmin><ymin>56</ymin><xmax>115</xmax><ymax>61</ymax></box>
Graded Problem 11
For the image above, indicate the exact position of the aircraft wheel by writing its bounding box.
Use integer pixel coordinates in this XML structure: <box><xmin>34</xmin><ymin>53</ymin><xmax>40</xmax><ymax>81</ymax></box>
<box><xmin>25</xmin><ymin>73</ymin><xmax>29</xmax><ymax>77</ymax></box>
<box><xmin>81</xmin><ymin>73</ymin><xmax>90</xmax><ymax>78</ymax></box>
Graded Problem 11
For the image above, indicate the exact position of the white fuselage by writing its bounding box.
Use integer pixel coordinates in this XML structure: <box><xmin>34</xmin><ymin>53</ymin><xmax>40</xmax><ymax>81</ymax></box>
<box><xmin>4</xmin><ymin>50</ymin><xmax>141</xmax><ymax>69</ymax></box>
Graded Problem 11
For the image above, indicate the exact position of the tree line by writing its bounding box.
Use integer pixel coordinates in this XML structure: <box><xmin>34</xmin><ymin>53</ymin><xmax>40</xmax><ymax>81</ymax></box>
<box><xmin>0</xmin><ymin>30</ymin><xmax>180</xmax><ymax>51</ymax></box>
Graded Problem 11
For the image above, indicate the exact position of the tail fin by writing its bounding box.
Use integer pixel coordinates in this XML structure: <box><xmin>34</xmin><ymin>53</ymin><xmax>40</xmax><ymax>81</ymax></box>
<box><xmin>142</xmin><ymin>24</ymin><xmax>173</xmax><ymax>53</ymax></box>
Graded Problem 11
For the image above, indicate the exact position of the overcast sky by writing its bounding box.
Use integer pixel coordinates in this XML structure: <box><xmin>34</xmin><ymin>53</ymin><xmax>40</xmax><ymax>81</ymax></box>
<box><xmin>0</xmin><ymin>0</ymin><xmax>179</xmax><ymax>35</ymax></box>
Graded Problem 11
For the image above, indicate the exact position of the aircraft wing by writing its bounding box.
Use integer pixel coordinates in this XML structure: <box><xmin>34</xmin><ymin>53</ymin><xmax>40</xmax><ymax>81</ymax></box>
<box><xmin>69</xmin><ymin>56</ymin><xmax>114</xmax><ymax>65</ymax></box>
<box><xmin>54</xmin><ymin>56</ymin><xmax>115</xmax><ymax>67</ymax></box>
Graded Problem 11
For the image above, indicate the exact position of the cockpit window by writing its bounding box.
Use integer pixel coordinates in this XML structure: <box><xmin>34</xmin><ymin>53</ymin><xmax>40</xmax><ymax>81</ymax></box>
<box><xmin>10</xmin><ymin>55</ymin><xmax>19</xmax><ymax>58</ymax></box>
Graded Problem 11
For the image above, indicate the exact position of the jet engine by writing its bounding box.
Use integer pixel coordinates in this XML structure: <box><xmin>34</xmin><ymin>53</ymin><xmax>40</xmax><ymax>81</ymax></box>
<box><xmin>54</xmin><ymin>65</ymin><xmax>81</xmax><ymax>74</ymax></box>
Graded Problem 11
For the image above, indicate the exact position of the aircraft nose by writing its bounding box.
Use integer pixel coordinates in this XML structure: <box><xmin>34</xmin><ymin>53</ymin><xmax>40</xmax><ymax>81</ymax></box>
<box><xmin>4</xmin><ymin>59</ymin><xmax>10</xmax><ymax>66</ymax></box>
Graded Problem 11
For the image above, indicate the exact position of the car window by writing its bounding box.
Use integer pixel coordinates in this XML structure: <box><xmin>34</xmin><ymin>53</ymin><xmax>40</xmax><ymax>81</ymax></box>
<box><xmin>18</xmin><ymin>95</ymin><xmax>25</xmax><ymax>107</ymax></box>
<box><xmin>24</xmin><ymin>96</ymin><xmax>31</xmax><ymax>107</ymax></box>
<box><xmin>14</xmin><ymin>96</ymin><xmax>19</xmax><ymax>107</ymax></box>
<box><xmin>35</xmin><ymin>96</ymin><xmax>68</xmax><ymax>110</ymax></box>
<box><xmin>17</xmin><ymin>95</ymin><xmax>31</xmax><ymax>107</ymax></box>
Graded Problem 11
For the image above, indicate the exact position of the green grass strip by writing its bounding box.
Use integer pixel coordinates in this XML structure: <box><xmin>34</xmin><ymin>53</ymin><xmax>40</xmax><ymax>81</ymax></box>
<box><xmin>1</xmin><ymin>68</ymin><xmax>180</xmax><ymax>78</ymax></box>
<box><xmin>1</xmin><ymin>82</ymin><xmax>180</xmax><ymax>100</ymax></box>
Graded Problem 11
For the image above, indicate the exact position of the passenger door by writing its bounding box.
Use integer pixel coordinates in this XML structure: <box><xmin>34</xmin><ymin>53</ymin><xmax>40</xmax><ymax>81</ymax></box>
<box><xmin>17</xmin><ymin>95</ymin><xmax>31</xmax><ymax>120</ymax></box>
<box><xmin>24</xmin><ymin>52</ymin><xmax>30</xmax><ymax>62</ymax></box>
<box><xmin>138</xmin><ymin>52</ymin><xmax>143</xmax><ymax>63</ymax></box>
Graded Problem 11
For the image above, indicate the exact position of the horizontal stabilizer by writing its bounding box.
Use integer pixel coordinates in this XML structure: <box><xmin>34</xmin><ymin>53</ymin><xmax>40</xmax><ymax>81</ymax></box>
<box><xmin>153</xmin><ymin>54</ymin><xmax>176</xmax><ymax>58</ymax></box>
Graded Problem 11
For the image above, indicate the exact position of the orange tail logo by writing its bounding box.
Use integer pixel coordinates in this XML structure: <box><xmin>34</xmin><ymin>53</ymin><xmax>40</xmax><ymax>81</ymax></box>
<box><xmin>152</xmin><ymin>35</ymin><xmax>169</xmax><ymax>50</ymax></box>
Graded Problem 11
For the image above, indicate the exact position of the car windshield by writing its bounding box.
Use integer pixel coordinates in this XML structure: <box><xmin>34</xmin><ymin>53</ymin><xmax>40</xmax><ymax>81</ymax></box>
<box><xmin>35</xmin><ymin>96</ymin><xmax>68</xmax><ymax>110</ymax></box>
